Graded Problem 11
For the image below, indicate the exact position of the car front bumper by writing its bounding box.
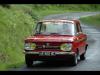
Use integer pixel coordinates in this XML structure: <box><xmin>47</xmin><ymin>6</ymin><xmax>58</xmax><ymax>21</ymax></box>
<box><xmin>24</xmin><ymin>51</ymin><xmax>75</xmax><ymax>61</ymax></box>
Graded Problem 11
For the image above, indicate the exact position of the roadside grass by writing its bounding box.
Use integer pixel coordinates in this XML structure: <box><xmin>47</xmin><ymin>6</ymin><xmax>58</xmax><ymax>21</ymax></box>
<box><xmin>0</xmin><ymin>6</ymin><xmax>34</xmax><ymax>70</ymax></box>
<box><xmin>0</xmin><ymin>4</ymin><xmax>100</xmax><ymax>70</ymax></box>
<box><xmin>80</xmin><ymin>14</ymin><xmax>100</xmax><ymax>28</ymax></box>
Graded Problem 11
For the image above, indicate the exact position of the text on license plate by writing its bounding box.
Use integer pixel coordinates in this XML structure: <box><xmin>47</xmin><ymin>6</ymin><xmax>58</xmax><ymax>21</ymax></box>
<box><xmin>39</xmin><ymin>52</ymin><xmax>56</xmax><ymax>56</ymax></box>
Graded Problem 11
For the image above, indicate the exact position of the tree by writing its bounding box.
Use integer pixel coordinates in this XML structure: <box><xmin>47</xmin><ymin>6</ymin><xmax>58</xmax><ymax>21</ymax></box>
<box><xmin>0</xmin><ymin>4</ymin><xmax>10</xmax><ymax>8</ymax></box>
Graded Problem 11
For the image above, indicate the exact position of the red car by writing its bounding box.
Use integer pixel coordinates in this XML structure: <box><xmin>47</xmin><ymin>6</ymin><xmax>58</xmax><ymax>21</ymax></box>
<box><xmin>24</xmin><ymin>19</ymin><xmax>88</xmax><ymax>67</ymax></box>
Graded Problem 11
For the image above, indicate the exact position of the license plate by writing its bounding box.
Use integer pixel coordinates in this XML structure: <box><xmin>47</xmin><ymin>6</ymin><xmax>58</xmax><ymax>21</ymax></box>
<box><xmin>39</xmin><ymin>52</ymin><xmax>55</xmax><ymax>56</ymax></box>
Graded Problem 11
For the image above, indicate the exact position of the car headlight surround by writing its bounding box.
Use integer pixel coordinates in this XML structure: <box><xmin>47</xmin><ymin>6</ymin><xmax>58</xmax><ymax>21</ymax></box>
<box><xmin>24</xmin><ymin>43</ymin><xmax>36</xmax><ymax>50</ymax></box>
<box><xmin>60</xmin><ymin>43</ymin><xmax>72</xmax><ymax>51</ymax></box>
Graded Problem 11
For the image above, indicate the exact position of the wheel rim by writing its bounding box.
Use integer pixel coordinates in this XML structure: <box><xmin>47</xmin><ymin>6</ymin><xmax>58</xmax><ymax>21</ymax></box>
<box><xmin>77</xmin><ymin>53</ymin><xmax>80</xmax><ymax>60</ymax></box>
<box><xmin>75</xmin><ymin>54</ymin><xmax>78</xmax><ymax>64</ymax></box>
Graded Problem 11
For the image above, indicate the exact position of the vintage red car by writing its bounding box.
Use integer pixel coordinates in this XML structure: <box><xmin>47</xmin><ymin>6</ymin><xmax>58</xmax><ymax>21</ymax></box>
<box><xmin>24</xmin><ymin>19</ymin><xmax>88</xmax><ymax>67</ymax></box>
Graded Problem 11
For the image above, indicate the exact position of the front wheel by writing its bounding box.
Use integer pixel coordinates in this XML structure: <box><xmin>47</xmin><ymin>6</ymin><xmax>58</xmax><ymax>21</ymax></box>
<box><xmin>71</xmin><ymin>54</ymin><xmax>78</xmax><ymax>66</ymax></box>
<box><xmin>80</xmin><ymin>53</ymin><xmax>86</xmax><ymax>60</ymax></box>
<box><xmin>25</xmin><ymin>55</ymin><xmax>33</xmax><ymax>68</ymax></box>
<box><xmin>80</xmin><ymin>45</ymin><xmax>87</xmax><ymax>60</ymax></box>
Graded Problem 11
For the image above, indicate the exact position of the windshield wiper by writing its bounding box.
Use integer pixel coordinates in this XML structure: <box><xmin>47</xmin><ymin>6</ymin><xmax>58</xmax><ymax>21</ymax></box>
<box><xmin>35</xmin><ymin>32</ymin><xmax>60</xmax><ymax>35</ymax></box>
<box><xmin>35</xmin><ymin>32</ymin><xmax>50</xmax><ymax>35</ymax></box>
<box><xmin>50</xmin><ymin>33</ymin><xmax>60</xmax><ymax>35</ymax></box>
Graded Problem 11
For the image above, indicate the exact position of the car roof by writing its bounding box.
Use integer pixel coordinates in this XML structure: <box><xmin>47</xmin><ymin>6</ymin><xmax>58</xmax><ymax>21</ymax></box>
<box><xmin>38</xmin><ymin>19</ymin><xmax>80</xmax><ymax>24</ymax></box>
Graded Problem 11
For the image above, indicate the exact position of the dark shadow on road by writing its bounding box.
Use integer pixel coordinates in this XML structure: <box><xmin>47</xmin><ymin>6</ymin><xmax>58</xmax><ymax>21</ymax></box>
<box><xmin>26</xmin><ymin>60</ymin><xmax>82</xmax><ymax>69</ymax></box>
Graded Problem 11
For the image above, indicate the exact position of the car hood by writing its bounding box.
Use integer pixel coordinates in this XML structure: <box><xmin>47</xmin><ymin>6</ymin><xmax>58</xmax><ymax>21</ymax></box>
<box><xmin>25</xmin><ymin>35</ymin><xmax>76</xmax><ymax>43</ymax></box>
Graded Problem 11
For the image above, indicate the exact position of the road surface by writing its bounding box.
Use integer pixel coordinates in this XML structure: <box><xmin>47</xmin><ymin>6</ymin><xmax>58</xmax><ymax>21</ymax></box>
<box><xmin>11</xmin><ymin>12</ymin><xmax>100</xmax><ymax>71</ymax></box>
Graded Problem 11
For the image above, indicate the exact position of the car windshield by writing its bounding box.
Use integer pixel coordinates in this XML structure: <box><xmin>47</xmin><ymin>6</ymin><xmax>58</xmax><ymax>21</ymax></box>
<box><xmin>35</xmin><ymin>21</ymin><xmax>75</xmax><ymax>35</ymax></box>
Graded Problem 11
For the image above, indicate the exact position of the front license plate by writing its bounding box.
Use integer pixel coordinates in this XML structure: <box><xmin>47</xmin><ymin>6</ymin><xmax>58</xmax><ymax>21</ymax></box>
<box><xmin>39</xmin><ymin>52</ymin><xmax>56</xmax><ymax>56</ymax></box>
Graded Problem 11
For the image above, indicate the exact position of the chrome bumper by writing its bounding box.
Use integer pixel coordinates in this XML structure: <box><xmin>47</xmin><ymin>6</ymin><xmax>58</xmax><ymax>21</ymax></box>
<box><xmin>23</xmin><ymin>51</ymin><xmax>75</xmax><ymax>55</ymax></box>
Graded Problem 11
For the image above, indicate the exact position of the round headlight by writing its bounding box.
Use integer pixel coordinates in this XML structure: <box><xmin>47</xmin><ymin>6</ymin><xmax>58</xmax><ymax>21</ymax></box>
<box><xmin>60</xmin><ymin>43</ymin><xmax>72</xmax><ymax>51</ymax></box>
<box><xmin>30</xmin><ymin>43</ymin><xmax>36</xmax><ymax>50</ymax></box>
<box><xmin>24</xmin><ymin>43</ymin><xmax>36</xmax><ymax>50</ymax></box>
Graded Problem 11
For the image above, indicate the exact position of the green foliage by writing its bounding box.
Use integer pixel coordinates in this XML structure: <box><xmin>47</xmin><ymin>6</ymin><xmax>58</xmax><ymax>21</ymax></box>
<box><xmin>80</xmin><ymin>14</ymin><xmax>100</xmax><ymax>27</ymax></box>
<box><xmin>0</xmin><ymin>5</ymin><xmax>35</xmax><ymax>70</ymax></box>
<box><xmin>0</xmin><ymin>4</ymin><xmax>11</xmax><ymax>9</ymax></box>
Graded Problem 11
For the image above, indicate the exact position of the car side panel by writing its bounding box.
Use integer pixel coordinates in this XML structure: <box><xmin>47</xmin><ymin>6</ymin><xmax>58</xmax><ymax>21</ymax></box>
<box><xmin>72</xmin><ymin>34</ymin><xmax>87</xmax><ymax>55</ymax></box>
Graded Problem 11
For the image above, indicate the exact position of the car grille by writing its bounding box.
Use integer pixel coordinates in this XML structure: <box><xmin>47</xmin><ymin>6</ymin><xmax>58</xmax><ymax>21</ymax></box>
<box><xmin>35</xmin><ymin>42</ymin><xmax>64</xmax><ymax>50</ymax></box>
<box><xmin>36</xmin><ymin>45</ymin><xmax>60</xmax><ymax>50</ymax></box>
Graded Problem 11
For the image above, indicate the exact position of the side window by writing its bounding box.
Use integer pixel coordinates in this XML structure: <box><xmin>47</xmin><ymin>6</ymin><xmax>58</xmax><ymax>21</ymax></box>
<box><xmin>76</xmin><ymin>24</ymin><xmax>79</xmax><ymax>33</ymax></box>
<box><xmin>78</xmin><ymin>24</ymin><xmax>82</xmax><ymax>32</ymax></box>
<box><xmin>35</xmin><ymin>22</ymin><xmax>42</xmax><ymax>33</ymax></box>
<box><xmin>76</xmin><ymin>23</ymin><xmax>82</xmax><ymax>33</ymax></box>
<box><xmin>41</xmin><ymin>24</ymin><xmax>46</xmax><ymax>33</ymax></box>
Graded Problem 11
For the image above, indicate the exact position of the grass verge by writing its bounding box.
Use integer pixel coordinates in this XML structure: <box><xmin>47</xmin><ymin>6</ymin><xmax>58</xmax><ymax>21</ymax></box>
<box><xmin>80</xmin><ymin>14</ymin><xmax>100</xmax><ymax>28</ymax></box>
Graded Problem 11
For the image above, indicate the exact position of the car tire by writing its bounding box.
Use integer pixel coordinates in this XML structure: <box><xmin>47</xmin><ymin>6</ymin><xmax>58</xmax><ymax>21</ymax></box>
<box><xmin>80</xmin><ymin>53</ymin><xmax>85</xmax><ymax>60</ymax></box>
<box><xmin>80</xmin><ymin>45</ymin><xmax>87</xmax><ymax>60</ymax></box>
<box><xmin>71</xmin><ymin>54</ymin><xmax>78</xmax><ymax>66</ymax></box>
<box><xmin>25</xmin><ymin>54</ymin><xmax>33</xmax><ymax>68</ymax></box>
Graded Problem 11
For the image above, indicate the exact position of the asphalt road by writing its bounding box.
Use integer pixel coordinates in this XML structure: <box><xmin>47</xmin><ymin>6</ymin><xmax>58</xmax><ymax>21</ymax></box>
<box><xmin>11</xmin><ymin>12</ymin><xmax>100</xmax><ymax>71</ymax></box>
